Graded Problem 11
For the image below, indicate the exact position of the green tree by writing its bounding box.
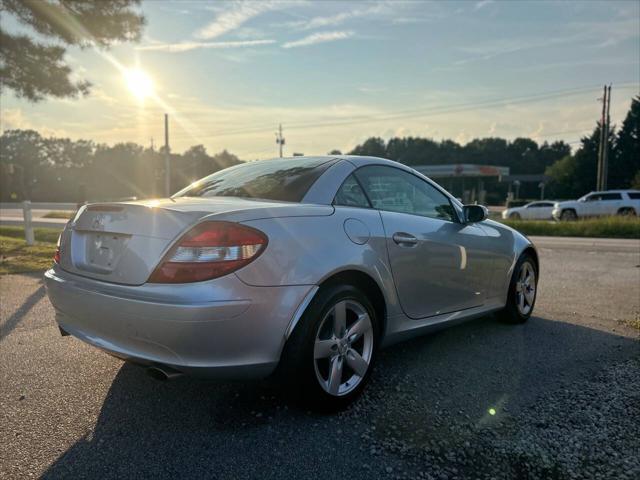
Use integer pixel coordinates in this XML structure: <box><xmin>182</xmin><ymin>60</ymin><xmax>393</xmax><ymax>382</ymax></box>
<box><xmin>349</xmin><ymin>137</ymin><xmax>386</xmax><ymax>158</ymax></box>
<box><xmin>611</xmin><ymin>96</ymin><xmax>640</xmax><ymax>189</ymax></box>
<box><xmin>182</xmin><ymin>144</ymin><xmax>211</xmax><ymax>182</ymax></box>
<box><xmin>546</xmin><ymin>126</ymin><xmax>612</xmax><ymax>198</ymax></box>
<box><xmin>0</xmin><ymin>129</ymin><xmax>46</xmax><ymax>199</ymax></box>
<box><xmin>211</xmin><ymin>149</ymin><xmax>241</xmax><ymax>170</ymax></box>
<box><xmin>0</xmin><ymin>0</ymin><xmax>145</xmax><ymax>101</ymax></box>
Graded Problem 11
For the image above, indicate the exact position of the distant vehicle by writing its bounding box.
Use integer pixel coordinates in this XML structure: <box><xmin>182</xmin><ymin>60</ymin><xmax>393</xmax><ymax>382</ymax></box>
<box><xmin>45</xmin><ymin>156</ymin><xmax>538</xmax><ymax>409</ymax></box>
<box><xmin>502</xmin><ymin>201</ymin><xmax>556</xmax><ymax>221</ymax></box>
<box><xmin>552</xmin><ymin>190</ymin><xmax>640</xmax><ymax>221</ymax></box>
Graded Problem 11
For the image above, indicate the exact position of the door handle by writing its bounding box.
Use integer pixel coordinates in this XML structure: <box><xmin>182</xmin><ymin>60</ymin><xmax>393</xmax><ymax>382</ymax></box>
<box><xmin>392</xmin><ymin>232</ymin><xmax>418</xmax><ymax>246</ymax></box>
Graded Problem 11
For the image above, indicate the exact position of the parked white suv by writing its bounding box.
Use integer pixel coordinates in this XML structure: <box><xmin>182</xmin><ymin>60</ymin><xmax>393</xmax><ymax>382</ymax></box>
<box><xmin>552</xmin><ymin>190</ymin><xmax>640</xmax><ymax>221</ymax></box>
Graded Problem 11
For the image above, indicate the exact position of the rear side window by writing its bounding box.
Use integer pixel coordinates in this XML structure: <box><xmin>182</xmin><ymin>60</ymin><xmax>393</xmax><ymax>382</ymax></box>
<box><xmin>334</xmin><ymin>175</ymin><xmax>371</xmax><ymax>208</ymax></box>
<box><xmin>627</xmin><ymin>192</ymin><xmax>640</xmax><ymax>199</ymax></box>
<box><xmin>600</xmin><ymin>193</ymin><xmax>622</xmax><ymax>200</ymax></box>
<box><xmin>354</xmin><ymin>165</ymin><xmax>456</xmax><ymax>222</ymax></box>
<box><xmin>174</xmin><ymin>157</ymin><xmax>336</xmax><ymax>202</ymax></box>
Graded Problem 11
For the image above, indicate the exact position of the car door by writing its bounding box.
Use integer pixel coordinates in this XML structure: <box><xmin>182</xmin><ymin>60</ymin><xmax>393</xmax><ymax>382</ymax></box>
<box><xmin>583</xmin><ymin>194</ymin><xmax>603</xmax><ymax>217</ymax></box>
<box><xmin>354</xmin><ymin>165</ymin><xmax>490</xmax><ymax>319</ymax></box>
<box><xmin>528</xmin><ymin>202</ymin><xmax>554</xmax><ymax>219</ymax></box>
<box><xmin>599</xmin><ymin>193</ymin><xmax>623</xmax><ymax>215</ymax></box>
<box><xmin>524</xmin><ymin>203</ymin><xmax>539</xmax><ymax>219</ymax></box>
<box><xmin>538</xmin><ymin>202</ymin><xmax>555</xmax><ymax>220</ymax></box>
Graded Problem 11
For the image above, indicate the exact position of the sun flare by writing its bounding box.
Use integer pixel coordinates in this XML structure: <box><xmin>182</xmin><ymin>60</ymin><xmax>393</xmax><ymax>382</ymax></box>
<box><xmin>124</xmin><ymin>68</ymin><xmax>154</xmax><ymax>100</ymax></box>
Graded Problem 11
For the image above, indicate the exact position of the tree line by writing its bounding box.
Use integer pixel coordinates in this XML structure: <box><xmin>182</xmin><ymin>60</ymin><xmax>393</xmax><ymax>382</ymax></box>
<box><xmin>545</xmin><ymin>96</ymin><xmax>639</xmax><ymax>198</ymax></box>
<box><xmin>0</xmin><ymin>131</ymin><xmax>240</xmax><ymax>202</ymax></box>
<box><xmin>346</xmin><ymin>96</ymin><xmax>639</xmax><ymax>200</ymax></box>
<box><xmin>1</xmin><ymin>97</ymin><xmax>637</xmax><ymax>204</ymax></box>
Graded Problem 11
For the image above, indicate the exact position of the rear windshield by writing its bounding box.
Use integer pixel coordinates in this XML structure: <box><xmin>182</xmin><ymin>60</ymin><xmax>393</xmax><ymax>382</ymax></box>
<box><xmin>174</xmin><ymin>157</ymin><xmax>337</xmax><ymax>202</ymax></box>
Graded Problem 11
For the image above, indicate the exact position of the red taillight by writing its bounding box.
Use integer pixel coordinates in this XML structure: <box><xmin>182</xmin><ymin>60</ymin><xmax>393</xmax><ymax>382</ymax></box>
<box><xmin>148</xmin><ymin>221</ymin><xmax>268</xmax><ymax>283</ymax></box>
<box><xmin>53</xmin><ymin>235</ymin><xmax>61</xmax><ymax>264</ymax></box>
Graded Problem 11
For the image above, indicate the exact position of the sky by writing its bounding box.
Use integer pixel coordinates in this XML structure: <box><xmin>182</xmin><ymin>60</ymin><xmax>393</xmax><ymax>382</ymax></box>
<box><xmin>1</xmin><ymin>0</ymin><xmax>639</xmax><ymax>159</ymax></box>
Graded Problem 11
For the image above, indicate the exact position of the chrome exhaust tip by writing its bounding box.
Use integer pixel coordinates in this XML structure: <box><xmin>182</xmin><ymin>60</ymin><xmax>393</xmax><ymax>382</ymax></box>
<box><xmin>146</xmin><ymin>366</ymin><xmax>183</xmax><ymax>381</ymax></box>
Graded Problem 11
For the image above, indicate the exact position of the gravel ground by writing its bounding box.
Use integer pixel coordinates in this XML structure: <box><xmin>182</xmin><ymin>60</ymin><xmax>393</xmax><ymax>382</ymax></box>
<box><xmin>1</xmin><ymin>236</ymin><xmax>639</xmax><ymax>479</ymax></box>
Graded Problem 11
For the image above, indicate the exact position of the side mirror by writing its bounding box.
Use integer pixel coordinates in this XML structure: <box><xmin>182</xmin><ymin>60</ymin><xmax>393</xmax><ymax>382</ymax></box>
<box><xmin>463</xmin><ymin>205</ymin><xmax>488</xmax><ymax>223</ymax></box>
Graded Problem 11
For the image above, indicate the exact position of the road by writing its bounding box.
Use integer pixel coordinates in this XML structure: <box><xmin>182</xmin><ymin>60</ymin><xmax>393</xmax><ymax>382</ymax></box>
<box><xmin>1</xmin><ymin>237</ymin><xmax>638</xmax><ymax>479</ymax></box>
<box><xmin>0</xmin><ymin>208</ymin><xmax>70</xmax><ymax>229</ymax></box>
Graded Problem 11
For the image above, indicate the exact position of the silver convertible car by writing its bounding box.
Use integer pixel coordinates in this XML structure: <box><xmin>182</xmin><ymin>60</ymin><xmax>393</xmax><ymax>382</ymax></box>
<box><xmin>45</xmin><ymin>156</ymin><xmax>538</xmax><ymax>409</ymax></box>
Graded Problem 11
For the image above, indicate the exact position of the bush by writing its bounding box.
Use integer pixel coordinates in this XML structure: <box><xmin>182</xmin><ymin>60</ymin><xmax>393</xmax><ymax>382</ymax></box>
<box><xmin>501</xmin><ymin>216</ymin><xmax>640</xmax><ymax>239</ymax></box>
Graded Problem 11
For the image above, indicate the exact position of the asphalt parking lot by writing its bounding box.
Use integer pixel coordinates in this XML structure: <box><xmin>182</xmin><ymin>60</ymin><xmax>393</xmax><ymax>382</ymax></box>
<box><xmin>1</xmin><ymin>236</ymin><xmax>639</xmax><ymax>480</ymax></box>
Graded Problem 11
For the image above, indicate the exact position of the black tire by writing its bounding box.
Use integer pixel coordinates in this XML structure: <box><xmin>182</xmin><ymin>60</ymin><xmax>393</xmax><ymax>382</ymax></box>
<box><xmin>617</xmin><ymin>208</ymin><xmax>636</xmax><ymax>216</ymax></box>
<box><xmin>560</xmin><ymin>209</ymin><xmax>577</xmax><ymax>221</ymax></box>
<box><xmin>497</xmin><ymin>253</ymin><xmax>538</xmax><ymax>324</ymax></box>
<box><xmin>509</xmin><ymin>212</ymin><xmax>521</xmax><ymax>220</ymax></box>
<box><xmin>278</xmin><ymin>284</ymin><xmax>379</xmax><ymax>411</ymax></box>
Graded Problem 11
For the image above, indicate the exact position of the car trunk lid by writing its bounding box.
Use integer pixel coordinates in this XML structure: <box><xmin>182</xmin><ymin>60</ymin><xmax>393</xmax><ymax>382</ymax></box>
<box><xmin>58</xmin><ymin>197</ymin><xmax>333</xmax><ymax>285</ymax></box>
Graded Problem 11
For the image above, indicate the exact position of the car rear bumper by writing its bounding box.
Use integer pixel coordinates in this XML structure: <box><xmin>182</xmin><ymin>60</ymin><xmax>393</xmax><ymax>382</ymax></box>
<box><xmin>44</xmin><ymin>266</ymin><xmax>313</xmax><ymax>378</ymax></box>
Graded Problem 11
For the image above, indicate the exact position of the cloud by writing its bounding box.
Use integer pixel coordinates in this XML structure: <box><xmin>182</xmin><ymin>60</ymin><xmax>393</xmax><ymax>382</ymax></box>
<box><xmin>281</xmin><ymin>3</ymin><xmax>389</xmax><ymax>30</ymax></box>
<box><xmin>0</xmin><ymin>108</ymin><xmax>67</xmax><ymax>137</ymax></box>
<box><xmin>453</xmin><ymin>35</ymin><xmax>582</xmax><ymax>65</ymax></box>
<box><xmin>282</xmin><ymin>30</ymin><xmax>354</xmax><ymax>49</ymax></box>
<box><xmin>196</xmin><ymin>1</ymin><xmax>284</xmax><ymax>39</ymax></box>
<box><xmin>475</xmin><ymin>0</ymin><xmax>494</xmax><ymax>10</ymax></box>
<box><xmin>391</xmin><ymin>17</ymin><xmax>431</xmax><ymax>25</ymax></box>
<box><xmin>137</xmin><ymin>39</ymin><xmax>276</xmax><ymax>52</ymax></box>
<box><xmin>358</xmin><ymin>85</ymin><xmax>387</xmax><ymax>94</ymax></box>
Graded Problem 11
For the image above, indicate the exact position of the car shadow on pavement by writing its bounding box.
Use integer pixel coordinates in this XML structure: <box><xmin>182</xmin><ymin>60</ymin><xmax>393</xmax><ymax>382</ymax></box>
<box><xmin>0</xmin><ymin>281</ymin><xmax>45</xmax><ymax>341</ymax></box>
<box><xmin>41</xmin><ymin>315</ymin><xmax>639</xmax><ymax>480</ymax></box>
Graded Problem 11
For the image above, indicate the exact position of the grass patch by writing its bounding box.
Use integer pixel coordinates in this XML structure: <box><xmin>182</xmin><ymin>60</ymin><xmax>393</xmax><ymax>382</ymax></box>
<box><xmin>42</xmin><ymin>210</ymin><xmax>73</xmax><ymax>219</ymax></box>
<box><xmin>501</xmin><ymin>216</ymin><xmax>640</xmax><ymax>239</ymax></box>
<box><xmin>0</xmin><ymin>226</ymin><xmax>59</xmax><ymax>274</ymax></box>
<box><xmin>620</xmin><ymin>318</ymin><xmax>640</xmax><ymax>331</ymax></box>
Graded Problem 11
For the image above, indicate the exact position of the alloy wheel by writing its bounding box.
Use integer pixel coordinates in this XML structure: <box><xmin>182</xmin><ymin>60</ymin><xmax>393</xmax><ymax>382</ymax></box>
<box><xmin>515</xmin><ymin>261</ymin><xmax>536</xmax><ymax>316</ymax></box>
<box><xmin>313</xmin><ymin>299</ymin><xmax>374</xmax><ymax>396</ymax></box>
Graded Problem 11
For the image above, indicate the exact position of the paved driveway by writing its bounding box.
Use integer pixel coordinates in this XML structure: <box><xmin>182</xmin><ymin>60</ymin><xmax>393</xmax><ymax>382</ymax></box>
<box><xmin>1</xmin><ymin>237</ymin><xmax>638</xmax><ymax>479</ymax></box>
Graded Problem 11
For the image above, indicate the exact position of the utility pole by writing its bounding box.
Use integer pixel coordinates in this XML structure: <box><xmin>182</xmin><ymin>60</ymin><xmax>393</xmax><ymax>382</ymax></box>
<box><xmin>164</xmin><ymin>114</ymin><xmax>171</xmax><ymax>196</ymax></box>
<box><xmin>601</xmin><ymin>85</ymin><xmax>611</xmax><ymax>191</ymax></box>
<box><xmin>596</xmin><ymin>85</ymin><xmax>611</xmax><ymax>191</ymax></box>
<box><xmin>276</xmin><ymin>124</ymin><xmax>285</xmax><ymax>158</ymax></box>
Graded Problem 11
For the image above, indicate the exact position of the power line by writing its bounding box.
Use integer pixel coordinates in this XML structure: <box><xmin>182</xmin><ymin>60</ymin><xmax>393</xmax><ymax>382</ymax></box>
<box><xmin>166</xmin><ymin>82</ymin><xmax>639</xmax><ymax>141</ymax></box>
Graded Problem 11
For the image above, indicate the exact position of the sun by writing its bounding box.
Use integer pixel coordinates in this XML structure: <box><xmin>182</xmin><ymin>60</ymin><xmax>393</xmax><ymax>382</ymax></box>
<box><xmin>124</xmin><ymin>68</ymin><xmax>154</xmax><ymax>100</ymax></box>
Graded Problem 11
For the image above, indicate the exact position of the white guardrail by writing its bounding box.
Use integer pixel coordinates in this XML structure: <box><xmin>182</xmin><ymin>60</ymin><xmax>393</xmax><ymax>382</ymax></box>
<box><xmin>0</xmin><ymin>202</ymin><xmax>76</xmax><ymax>245</ymax></box>
<box><xmin>0</xmin><ymin>202</ymin><xmax>78</xmax><ymax>210</ymax></box>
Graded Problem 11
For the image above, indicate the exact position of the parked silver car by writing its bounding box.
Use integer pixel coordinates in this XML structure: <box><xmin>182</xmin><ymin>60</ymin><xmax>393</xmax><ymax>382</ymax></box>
<box><xmin>45</xmin><ymin>156</ymin><xmax>538</xmax><ymax>408</ymax></box>
<box><xmin>502</xmin><ymin>201</ymin><xmax>556</xmax><ymax>220</ymax></box>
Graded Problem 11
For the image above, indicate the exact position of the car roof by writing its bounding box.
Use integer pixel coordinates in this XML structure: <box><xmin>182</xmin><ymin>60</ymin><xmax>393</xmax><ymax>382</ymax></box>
<box><xmin>587</xmin><ymin>190</ymin><xmax>640</xmax><ymax>194</ymax></box>
<box><xmin>277</xmin><ymin>155</ymin><xmax>429</xmax><ymax>177</ymax></box>
<box><xmin>275</xmin><ymin>155</ymin><xmax>402</xmax><ymax>168</ymax></box>
<box><xmin>254</xmin><ymin>156</ymin><xmax>338</xmax><ymax>166</ymax></box>
<box><xmin>331</xmin><ymin>155</ymin><xmax>401</xmax><ymax>167</ymax></box>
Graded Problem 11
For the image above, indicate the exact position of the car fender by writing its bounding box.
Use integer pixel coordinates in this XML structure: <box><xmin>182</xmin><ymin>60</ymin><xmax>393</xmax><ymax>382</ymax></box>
<box><xmin>235</xmin><ymin>208</ymin><xmax>403</xmax><ymax>317</ymax></box>
<box><xmin>478</xmin><ymin>220</ymin><xmax>537</xmax><ymax>305</ymax></box>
